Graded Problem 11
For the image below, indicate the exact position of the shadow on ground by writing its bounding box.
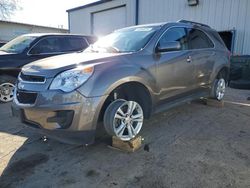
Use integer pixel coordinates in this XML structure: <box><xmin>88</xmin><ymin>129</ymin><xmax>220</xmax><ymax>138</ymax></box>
<box><xmin>0</xmin><ymin>88</ymin><xmax>250</xmax><ymax>188</ymax></box>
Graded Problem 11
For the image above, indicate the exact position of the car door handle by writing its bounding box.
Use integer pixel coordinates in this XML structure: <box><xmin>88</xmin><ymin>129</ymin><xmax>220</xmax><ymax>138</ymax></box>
<box><xmin>187</xmin><ymin>56</ymin><xmax>192</xmax><ymax>63</ymax></box>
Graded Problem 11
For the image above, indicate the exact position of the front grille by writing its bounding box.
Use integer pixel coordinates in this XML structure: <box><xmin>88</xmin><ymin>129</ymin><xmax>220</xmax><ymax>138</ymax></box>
<box><xmin>19</xmin><ymin>72</ymin><xmax>45</xmax><ymax>83</ymax></box>
<box><xmin>16</xmin><ymin>91</ymin><xmax>37</xmax><ymax>104</ymax></box>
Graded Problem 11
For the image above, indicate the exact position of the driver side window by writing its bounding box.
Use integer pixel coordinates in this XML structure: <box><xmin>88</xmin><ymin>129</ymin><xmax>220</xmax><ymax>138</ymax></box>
<box><xmin>29</xmin><ymin>37</ymin><xmax>60</xmax><ymax>55</ymax></box>
<box><xmin>158</xmin><ymin>27</ymin><xmax>188</xmax><ymax>51</ymax></box>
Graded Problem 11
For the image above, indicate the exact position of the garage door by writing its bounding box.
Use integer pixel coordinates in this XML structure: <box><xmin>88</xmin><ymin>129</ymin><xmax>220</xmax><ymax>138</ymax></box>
<box><xmin>92</xmin><ymin>6</ymin><xmax>126</xmax><ymax>36</ymax></box>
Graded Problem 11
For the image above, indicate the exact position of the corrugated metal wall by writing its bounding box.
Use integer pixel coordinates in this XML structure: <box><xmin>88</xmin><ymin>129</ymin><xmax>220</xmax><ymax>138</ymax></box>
<box><xmin>138</xmin><ymin>0</ymin><xmax>250</xmax><ymax>55</ymax></box>
<box><xmin>69</xmin><ymin>0</ymin><xmax>250</xmax><ymax>55</ymax></box>
<box><xmin>0</xmin><ymin>22</ymin><xmax>67</xmax><ymax>42</ymax></box>
<box><xmin>69</xmin><ymin>0</ymin><xmax>136</xmax><ymax>35</ymax></box>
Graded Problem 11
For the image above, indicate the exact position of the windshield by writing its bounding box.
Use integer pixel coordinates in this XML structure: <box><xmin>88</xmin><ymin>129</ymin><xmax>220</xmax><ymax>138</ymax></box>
<box><xmin>0</xmin><ymin>35</ymin><xmax>38</xmax><ymax>53</ymax></box>
<box><xmin>85</xmin><ymin>26</ymin><xmax>160</xmax><ymax>53</ymax></box>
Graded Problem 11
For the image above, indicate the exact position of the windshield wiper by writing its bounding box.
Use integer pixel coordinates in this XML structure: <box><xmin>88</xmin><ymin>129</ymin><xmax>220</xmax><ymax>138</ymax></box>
<box><xmin>105</xmin><ymin>46</ymin><xmax>121</xmax><ymax>53</ymax></box>
<box><xmin>0</xmin><ymin>49</ymin><xmax>8</xmax><ymax>53</ymax></box>
<box><xmin>87</xmin><ymin>45</ymin><xmax>121</xmax><ymax>53</ymax></box>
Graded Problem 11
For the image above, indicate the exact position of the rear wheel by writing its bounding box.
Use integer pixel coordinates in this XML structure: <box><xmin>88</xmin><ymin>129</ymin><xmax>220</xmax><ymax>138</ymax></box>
<box><xmin>0</xmin><ymin>76</ymin><xmax>16</xmax><ymax>103</ymax></box>
<box><xmin>210</xmin><ymin>72</ymin><xmax>226</xmax><ymax>101</ymax></box>
<box><xmin>104</xmin><ymin>99</ymin><xmax>144</xmax><ymax>141</ymax></box>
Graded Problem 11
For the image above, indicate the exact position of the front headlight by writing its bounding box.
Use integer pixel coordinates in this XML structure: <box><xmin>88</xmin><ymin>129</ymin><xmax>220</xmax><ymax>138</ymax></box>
<box><xmin>49</xmin><ymin>65</ymin><xmax>94</xmax><ymax>92</ymax></box>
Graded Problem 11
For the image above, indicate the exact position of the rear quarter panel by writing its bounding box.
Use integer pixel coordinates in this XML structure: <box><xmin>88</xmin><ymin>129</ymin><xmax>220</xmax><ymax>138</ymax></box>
<box><xmin>209</xmin><ymin>49</ymin><xmax>230</xmax><ymax>83</ymax></box>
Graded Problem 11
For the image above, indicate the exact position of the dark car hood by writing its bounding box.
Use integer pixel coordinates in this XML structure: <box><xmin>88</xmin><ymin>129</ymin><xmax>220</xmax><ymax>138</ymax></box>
<box><xmin>0</xmin><ymin>51</ymin><xmax>23</xmax><ymax>69</ymax></box>
<box><xmin>0</xmin><ymin>51</ymin><xmax>10</xmax><ymax>55</ymax></box>
<box><xmin>22</xmin><ymin>52</ymin><xmax>126</xmax><ymax>77</ymax></box>
<box><xmin>0</xmin><ymin>50</ymin><xmax>17</xmax><ymax>55</ymax></box>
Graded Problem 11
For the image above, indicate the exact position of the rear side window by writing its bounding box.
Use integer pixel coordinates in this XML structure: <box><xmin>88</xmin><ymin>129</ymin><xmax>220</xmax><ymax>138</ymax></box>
<box><xmin>187</xmin><ymin>29</ymin><xmax>214</xmax><ymax>49</ymax></box>
<box><xmin>30</xmin><ymin>36</ymin><xmax>89</xmax><ymax>54</ymax></box>
<box><xmin>158</xmin><ymin>27</ymin><xmax>188</xmax><ymax>50</ymax></box>
<box><xmin>211</xmin><ymin>31</ymin><xmax>227</xmax><ymax>48</ymax></box>
<box><xmin>61</xmin><ymin>37</ymin><xmax>89</xmax><ymax>52</ymax></box>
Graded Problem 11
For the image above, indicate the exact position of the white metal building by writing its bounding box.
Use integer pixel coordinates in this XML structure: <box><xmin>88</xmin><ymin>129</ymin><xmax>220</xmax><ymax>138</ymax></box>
<box><xmin>67</xmin><ymin>0</ymin><xmax>250</xmax><ymax>55</ymax></box>
<box><xmin>0</xmin><ymin>20</ymin><xmax>68</xmax><ymax>43</ymax></box>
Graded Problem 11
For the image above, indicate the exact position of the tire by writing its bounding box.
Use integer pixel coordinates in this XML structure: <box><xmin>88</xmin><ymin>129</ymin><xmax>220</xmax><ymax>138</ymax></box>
<box><xmin>210</xmin><ymin>72</ymin><xmax>226</xmax><ymax>101</ymax></box>
<box><xmin>103</xmin><ymin>99</ymin><xmax>144</xmax><ymax>141</ymax></box>
<box><xmin>229</xmin><ymin>80</ymin><xmax>250</xmax><ymax>90</ymax></box>
<box><xmin>229</xmin><ymin>67</ymin><xmax>242</xmax><ymax>81</ymax></box>
<box><xmin>0</xmin><ymin>75</ymin><xmax>16</xmax><ymax>103</ymax></box>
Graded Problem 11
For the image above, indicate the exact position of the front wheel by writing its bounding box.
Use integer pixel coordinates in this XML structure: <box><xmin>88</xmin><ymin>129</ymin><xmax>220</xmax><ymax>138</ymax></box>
<box><xmin>103</xmin><ymin>99</ymin><xmax>144</xmax><ymax>141</ymax></box>
<box><xmin>0</xmin><ymin>76</ymin><xmax>16</xmax><ymax>103</ymax></box>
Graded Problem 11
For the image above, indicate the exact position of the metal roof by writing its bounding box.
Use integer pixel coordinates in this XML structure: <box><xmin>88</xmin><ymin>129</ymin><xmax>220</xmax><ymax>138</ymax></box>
<box><xmin>21</xmin><ymin>33</ymin><xmax>89</xmax><ymax>37</ymax></box>
<box><xmin>0</xmin><ymin>20</ymin><xmax>68</xmax><ymax>31</ymax></box>
<box><xmin>67</xmin><ymin>0</ymin><xmax>113</xmax><ymax>12</ymax></box>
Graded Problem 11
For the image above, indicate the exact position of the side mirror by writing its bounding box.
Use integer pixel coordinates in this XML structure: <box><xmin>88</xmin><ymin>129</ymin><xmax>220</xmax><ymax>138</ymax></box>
<box><xmin>156</xmin><ymin>41</ymin><xmax>181</xmax><ymax>53</ymax></box>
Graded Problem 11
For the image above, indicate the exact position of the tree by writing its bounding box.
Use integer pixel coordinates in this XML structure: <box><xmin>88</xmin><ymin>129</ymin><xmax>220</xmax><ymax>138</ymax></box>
<box><xmin>0</xmin><ymin>0</ymin><xmax>19</xmax><ymax>19</ymax></box>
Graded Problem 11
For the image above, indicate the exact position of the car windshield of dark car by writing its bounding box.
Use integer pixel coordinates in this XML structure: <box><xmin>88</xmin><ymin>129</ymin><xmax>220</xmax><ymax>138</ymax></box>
<box><xmin>85</xmin><ymin>26</ymin><xmax>160</xmax><ymax>53</ymax></box>
<box><xmin>0</xmin><ymin>36</ymin><xmax>38</xmax><ymax>53</ymax></box>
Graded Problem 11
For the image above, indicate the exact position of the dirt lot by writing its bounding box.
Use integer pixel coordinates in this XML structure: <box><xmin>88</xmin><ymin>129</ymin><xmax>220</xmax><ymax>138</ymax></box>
<box><xmin>0</xmin><ymin>88</ymin><xmax>250</xmax><ymax>188</ymax></box>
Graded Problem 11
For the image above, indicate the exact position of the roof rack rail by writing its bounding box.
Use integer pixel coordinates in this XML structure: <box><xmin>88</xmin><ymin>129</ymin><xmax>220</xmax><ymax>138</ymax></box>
<box><xmin>178</xmin><ymin>19</ymin><xmax>211</xmax><ymax>28</ymax></box>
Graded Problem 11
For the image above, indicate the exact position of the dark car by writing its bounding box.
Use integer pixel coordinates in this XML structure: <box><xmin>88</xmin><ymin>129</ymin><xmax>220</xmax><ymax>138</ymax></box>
<box><xmin>0</xmin><ymin>33</ymin><xmax>97</xmax><ymax>102</ymax></box>
<box><xmin>0</xmin><ymin>42</ymin><xmax>6</xmax><ymax>48</ymax></box>
<box><xmin>13</xmin><ymin>20</ymin><xmax>230</xmax><ymax>144</ymax></box>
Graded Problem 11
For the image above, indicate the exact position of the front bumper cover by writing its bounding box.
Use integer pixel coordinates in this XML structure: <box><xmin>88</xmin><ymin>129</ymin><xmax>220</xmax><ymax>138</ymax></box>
<box><xmin>12</xmin><ymin>89</ymin><xmax>105</xmax><ymax>145</ymax></box>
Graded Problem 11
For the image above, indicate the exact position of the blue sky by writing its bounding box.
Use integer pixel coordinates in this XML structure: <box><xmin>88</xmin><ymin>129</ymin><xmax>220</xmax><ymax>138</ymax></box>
<box><xmin>9</xmin><ymin>0</ymin><xmax>98</xmax><ymax>29</ymax></box>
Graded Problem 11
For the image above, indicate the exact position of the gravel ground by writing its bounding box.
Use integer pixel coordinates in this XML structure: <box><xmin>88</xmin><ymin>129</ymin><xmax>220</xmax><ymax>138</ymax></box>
<box><xmin>0</xmin><ymin>88</ymin><xmax>250</xmax><ymax>188</ymax></box>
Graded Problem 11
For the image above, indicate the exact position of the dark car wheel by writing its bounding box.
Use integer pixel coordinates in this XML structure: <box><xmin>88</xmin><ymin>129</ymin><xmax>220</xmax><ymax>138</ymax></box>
<box><xmin>0</xmin><ymin>76</ymin><xmax>16</xmax><ymax>103</ymax></box>
<box><xmin>104</xmin><ymin>99</ymin><xmax>144</xmax><ymax>141</ymax></box>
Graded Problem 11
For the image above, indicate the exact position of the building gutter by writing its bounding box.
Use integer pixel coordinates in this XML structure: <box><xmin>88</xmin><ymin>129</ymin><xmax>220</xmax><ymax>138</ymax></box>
<box><xmin>68</xmin><ymin>13</ymin><xmax>71</xmax><ymax>33</ymax></box>
<box><xmin>135</xmin><ymin>0</ymin><xmax>139</xmax><ymax>25</ymax></box>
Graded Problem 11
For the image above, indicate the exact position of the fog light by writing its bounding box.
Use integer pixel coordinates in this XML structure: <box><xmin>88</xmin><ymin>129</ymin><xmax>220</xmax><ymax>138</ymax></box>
<box><xmin>47</xmin><ymin>110</ymin><xmax>74</xmax><ymax>129</ymax></box>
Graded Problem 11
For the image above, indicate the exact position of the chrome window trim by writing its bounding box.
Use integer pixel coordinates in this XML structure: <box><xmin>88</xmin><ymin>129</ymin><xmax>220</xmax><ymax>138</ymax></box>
<box><xmin>154</xmin><ymin>26</ymin><xmax>216</xmax><ymax>54</ymax></box>
<box><xmin>27</xmin><ymin>36</ymin><xmax>89</xmax><ymax>56</ymax></box>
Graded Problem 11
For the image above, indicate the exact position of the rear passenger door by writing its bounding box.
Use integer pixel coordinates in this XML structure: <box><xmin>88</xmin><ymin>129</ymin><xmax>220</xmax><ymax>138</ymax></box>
<box><xmin>187</xmin><ymin>28</ymin><xmax>215</xmax><ymax>88</ymax></box>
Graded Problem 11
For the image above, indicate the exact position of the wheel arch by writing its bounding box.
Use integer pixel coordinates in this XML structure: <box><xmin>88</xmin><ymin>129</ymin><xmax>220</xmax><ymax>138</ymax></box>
<box><xmin>96</xmin><ymin>78</ymin><xmax>154</xmax><ymax>125</ymax></box>
<box><xmin>210</xmin><ymin>65</ymin><xmax>230</xmax><ymax>84</ymax></box>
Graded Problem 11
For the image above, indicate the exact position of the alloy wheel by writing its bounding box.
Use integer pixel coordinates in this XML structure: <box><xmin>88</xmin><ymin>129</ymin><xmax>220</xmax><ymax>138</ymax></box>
<box><xmin>112</xmin><ymin>101</ymin><xmax>143</xmax><ymax>141</ymax></box>
<box><xmin>215</xmin><ymin>78</ymin><xmax>226</xmax><ymax>100</ymax></box>
<box><xmin>0</xmin><ymin>83</ymin><xmax>15</xmax><ymax>102</ymax></box>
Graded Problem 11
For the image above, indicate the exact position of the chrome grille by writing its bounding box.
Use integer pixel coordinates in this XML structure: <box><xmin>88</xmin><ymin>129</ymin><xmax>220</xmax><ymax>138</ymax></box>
<box><xmin>19</xmin><ymin>72</ymin><xmax>46</xmax><ymax>83</ymax></box>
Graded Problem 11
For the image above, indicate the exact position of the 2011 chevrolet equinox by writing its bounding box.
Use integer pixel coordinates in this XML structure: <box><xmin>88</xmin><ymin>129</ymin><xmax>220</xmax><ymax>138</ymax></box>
<box><xmin>12</xmin><ymin>20</ymin><xmax>230</xmax><ymax>144</ymax></box>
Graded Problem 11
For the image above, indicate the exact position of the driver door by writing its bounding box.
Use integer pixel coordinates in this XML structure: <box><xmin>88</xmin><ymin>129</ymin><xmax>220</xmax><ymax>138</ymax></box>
<box><xmin>155</xmin><ymin>27</ymin><xmax>196</xmax><ymax>101</ymax></box>
<box><xmin>27</xmin><ymin>37</ymin><xmax>64</xmax><ymax>63</ymax></box>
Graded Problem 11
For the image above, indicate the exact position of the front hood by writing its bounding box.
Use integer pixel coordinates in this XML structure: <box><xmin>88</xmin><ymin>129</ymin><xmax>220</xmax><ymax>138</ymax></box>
<box><xmin>0</xmin><ymin>51</ymin><xmax>9</xmax><ymax>55</ymax></box>
<box><xmin>22</xmin><ymin>52</ymin><xmax>125</xmax><ymax>77</ymax></box>
<box><xmin>0</xmin><ymin>50</ymin><xmax>17</xmax><ymax>55</ymax></box>
<box><xmin>0</xmin><ymin>51</ymin><xmax>21</xmax><ymax>69</ymax></box>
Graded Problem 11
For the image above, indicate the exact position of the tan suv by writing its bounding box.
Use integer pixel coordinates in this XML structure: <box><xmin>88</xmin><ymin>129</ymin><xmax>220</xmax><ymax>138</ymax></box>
<box><xmin>12</xmin><ymin>20</ymin><xmax>230</xmax><ymax>144</ymax></box>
